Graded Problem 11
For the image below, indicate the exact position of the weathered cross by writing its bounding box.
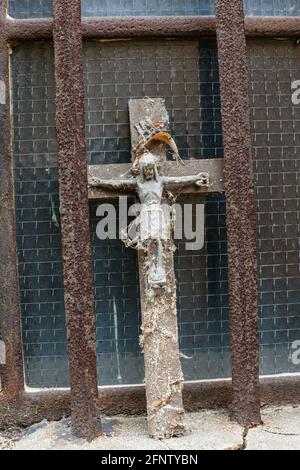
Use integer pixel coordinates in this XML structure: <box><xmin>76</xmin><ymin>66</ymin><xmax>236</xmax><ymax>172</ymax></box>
<box><xmin>88</xmin><ymin>98</ymin><xmax>224</xmax><ymax>439</ymax></box>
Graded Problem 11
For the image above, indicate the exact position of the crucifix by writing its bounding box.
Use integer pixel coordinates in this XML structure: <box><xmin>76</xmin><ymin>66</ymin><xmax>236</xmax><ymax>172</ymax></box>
<box><xmin>88</xmin><ymin>98</ymin><xmax>224</xmax><ymax>439</ymax></box>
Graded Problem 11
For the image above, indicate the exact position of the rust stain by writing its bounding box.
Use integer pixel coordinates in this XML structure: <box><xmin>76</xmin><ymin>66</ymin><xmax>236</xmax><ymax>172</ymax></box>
<box><xmin>0</xmin><ymin>0</ymin><xmax>24</xmax><ymax>407</ymax></box>
<box><xmin>53</xmin><ymin>0</ymin><xmax>101</xmax><ymax>441</ymax></box>
<box><xmin>2</xmin><ymin>376</ymin><xmax>300</xmax><ymax>431</ymax></box>
<box><xmin>3</xmin><ymin>16</ymin><xmax>300</xmax><ymax>42</ymax></box>
<box><xmin>215</xmin><ymin>0</ymin><xmax>261</xmax><ymax>426</ymax></box>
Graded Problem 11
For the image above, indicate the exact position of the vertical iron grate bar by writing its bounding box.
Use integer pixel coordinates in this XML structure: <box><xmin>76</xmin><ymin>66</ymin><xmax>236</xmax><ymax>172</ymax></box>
<box><xmin>0</xmin><ymin>0</ymin><xmax>24</xmax><ymax>402</ymax></box>
<box><xmin>53</xmin><ymin>0</ymin><xmax>101</xmax><ymax>440</ymax></box>
<box><xmin>215</xmin><ymin>0</ymin><xmax>261</xmax><ymax>425</ymax></box>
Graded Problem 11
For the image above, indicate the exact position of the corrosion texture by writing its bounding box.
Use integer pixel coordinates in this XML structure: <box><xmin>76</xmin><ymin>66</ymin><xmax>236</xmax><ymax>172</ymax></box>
<box><xmin>215</xmin><ymin>0</ymin><xmax>261</xmax><ymax>426</ymax></box>
<box><xmin>3</xmin><ymin>16</ymin><xmax>300</xmax><ymax>42</ymax></box>
<box><xmin>53</xmin><ymin>0</ymin><xmax>101</xmax><ymax>441</ymax></box>
<box><xmin>2</xmin><ymin>375</ymin><xmax>300</xmax><ymax>431</ymax></box>
<box><xmin>0</xmin><ymin>0</ymin><xmax>24</xmax><ymax>404</ymax></box>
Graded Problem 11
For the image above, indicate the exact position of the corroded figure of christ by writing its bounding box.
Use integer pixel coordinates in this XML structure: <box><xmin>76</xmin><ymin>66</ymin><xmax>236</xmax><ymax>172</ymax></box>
<box><xmin>89</xmin><ymin>151</ymin><xmax>209</xmax><ymax>289</ymax></box>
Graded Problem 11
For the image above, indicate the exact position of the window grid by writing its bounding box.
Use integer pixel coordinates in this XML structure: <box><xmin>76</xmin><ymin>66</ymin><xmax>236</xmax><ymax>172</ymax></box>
<box><xmin>8</xmin><ymin>0</ymin><xmax>300</xmax><ymax>18</ymax></box>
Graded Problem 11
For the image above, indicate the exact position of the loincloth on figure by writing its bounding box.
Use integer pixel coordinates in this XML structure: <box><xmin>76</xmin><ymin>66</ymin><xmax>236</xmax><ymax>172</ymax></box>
<box><xmin>139</xmin><ymin>203</ymin><xmax>170</xmax><ymax>242</ymax></box>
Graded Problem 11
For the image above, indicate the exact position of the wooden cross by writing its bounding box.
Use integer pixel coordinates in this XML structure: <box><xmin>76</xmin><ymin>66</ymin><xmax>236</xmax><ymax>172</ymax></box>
<box><xmin>88</xmin><ymin>98</ymin><xmax>224</xmax><ymax>439</ymax></box>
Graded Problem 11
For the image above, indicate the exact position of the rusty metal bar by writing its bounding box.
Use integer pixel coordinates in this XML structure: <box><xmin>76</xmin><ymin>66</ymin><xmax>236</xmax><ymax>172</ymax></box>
<box><xmin>216</xmin><ymin>0</ymin><xmax>261</xmax><ymax>426</ymax></box>
<box><xmin>0</xmin><ymin>0</ymin><xmax>24</xmax><ymax>402</ymax></box>
<box><xmin>245</xmin><ymin>16</ymin><xmax>300</xmax><ymax>36</ymax></box>
<box><xmin>5</xmin><ymin>16</ymin><xmax>214</xmax><ymax>40</ymax></box>
<box><xmin>1</xmin><ymin>375</ymin><xmax>300</xmax><ymax>430</ymax></box>
<box><xmin>4</xmin><ymin>16</ymin><xmax>300</xmax><ymax>41</ymax></box>
<box><xmin>53</xmin><ymin>0</ymin><xmax>101</xmax><ymax>440</ymax></box>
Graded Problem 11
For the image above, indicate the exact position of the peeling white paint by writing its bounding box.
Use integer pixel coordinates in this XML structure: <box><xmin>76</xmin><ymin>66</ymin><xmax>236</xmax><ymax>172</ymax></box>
<box><xmin>0</xmin><ymin>80</ymin><xmax>6</xmax><ymax>105</ymax></box>
<box><xmin>0</xmin><ymin>340</ymin><xmax>6</xmax><ymax>365</ymax></box>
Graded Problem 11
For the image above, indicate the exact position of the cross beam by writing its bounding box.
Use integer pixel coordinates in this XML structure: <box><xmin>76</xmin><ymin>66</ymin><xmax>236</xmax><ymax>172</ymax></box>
<box><xmin>88</xmin><ymin>159</ymin><xmax>224</xmax><ymax>199</ymax></box>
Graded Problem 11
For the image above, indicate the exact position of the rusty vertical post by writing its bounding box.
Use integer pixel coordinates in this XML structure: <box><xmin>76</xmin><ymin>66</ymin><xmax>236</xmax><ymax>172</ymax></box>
<box><xmin>0</xmin><ymin>0</ymin><xmax>24</xmax><ymax>401</ymax></box>
<box><xmin>215</xmin><ymin>0</ymin><xmax>261</xmax><ymax>425</ymax></box>
<box><xmin>53</xmin><ymin>0</ymin><xmax>101</xmax><ymax>440</ymax></box>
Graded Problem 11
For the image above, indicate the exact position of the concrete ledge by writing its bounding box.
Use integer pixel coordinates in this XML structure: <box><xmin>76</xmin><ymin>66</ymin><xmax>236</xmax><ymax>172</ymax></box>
<box><xmin>2</xmin><ymin>411</ymin><xmax>245</xmax><ymax>451</ymax></box>
<box><xmin>247</xmin><ymin>405</ymin><xmax>300</xmax><ymax>450</ymax></box>
<box><xmin>1</xmin><ymin>375</ymin><xmax>300</xmax><ymax>431</ymax></box>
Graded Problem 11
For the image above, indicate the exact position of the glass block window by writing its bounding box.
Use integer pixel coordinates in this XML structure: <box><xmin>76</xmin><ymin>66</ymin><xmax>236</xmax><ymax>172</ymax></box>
<box><xmin>90</xmin><ymin>199</ymin><xmax>143</xmax><ymax>386</ymax></box>
<box><xmin>249</xmin><ymin>39</ymin><xmax>300</xmax><ymax>375</ymax></box>
<box><xmin>11</xmin><ymin>44</ymin><xmax>68</xmax><ymax>388</ymax></box>
<box><xmin>84</xmin><ymin>40</ymin><xmax>222</xmax><ymax>164</ymax></box>
<box><xmin>9</xmin><ymin>0</ymin><xmax>53</xmax><ymax>18</ymax></box>
<box><xmin>82</xmin><ymin>0</ymin><xmax>300</xmax><ymax>16</ymax></box>
<box><xmin>85</xmin><ymin>38</ymin><xmax>229</xmax><ymax>384</ymax></box>
<box><xmin>12</xmin><ymin>39</ymin><xmax>230</xmax><ymax>387</ymax></box>
<box><xmin>82</xmin><ymin>0</ymin><xmax>215</xmax><ymax>16</ymax></box>
<box><xmin>12</xmin><ymin>33</ymin><xmax>300</xmax><ymax>389</ymax></box>
<box><xmin>245</xmin><ymin>0</ymin><xmax>300</xmax><ymax>16</ymax></box>
<box><xmin>176</xmin><ymin>195</ymin><xmax>230</xmax><ymax>381</ymax></box>
<box><xmin>9</xmin><ymin>1</ymin><xmax>300</xmax><ymax>18</ymax></box>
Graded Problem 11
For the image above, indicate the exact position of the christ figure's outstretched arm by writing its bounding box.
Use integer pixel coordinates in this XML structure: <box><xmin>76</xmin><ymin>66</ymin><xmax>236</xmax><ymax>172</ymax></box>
<box><xmin>89</xmin><ymin>176</ymin><xmax>138</xmax><ymax>191</ymax></box>
<box><xmin>162</xmin><ymin>172</ymin><xmax>209</xmax><ymax>188</ymax></box>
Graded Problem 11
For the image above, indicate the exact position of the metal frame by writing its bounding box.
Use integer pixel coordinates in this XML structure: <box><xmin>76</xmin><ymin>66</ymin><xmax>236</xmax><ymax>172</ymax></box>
<box><xmin>216</xmin><ymin>0</ymin><xmax>261</xmax><ymax>426</ymax></box>
<box><xmin>0</xmin><ymin>0</ymin><xmax>300</xmax><ymax>436</ymax></box>
<box><xmin>2</xmin><ymin>15</ymin><xmax>300</xmax><ymax>40</ymax></box>
<box><xmin>2</xmin><ymin>375</ymin><xmax>300</xmax><ymax>430</ymax></box>
<box><xmin>0</xmin><ymin>0</ymin><xmax>24</xmax><ymax>408</ymax></box>
<box><xmin>52</xmin><ymin>1</ymin><xmax>101</xmax><ymax>440</ymax></box>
